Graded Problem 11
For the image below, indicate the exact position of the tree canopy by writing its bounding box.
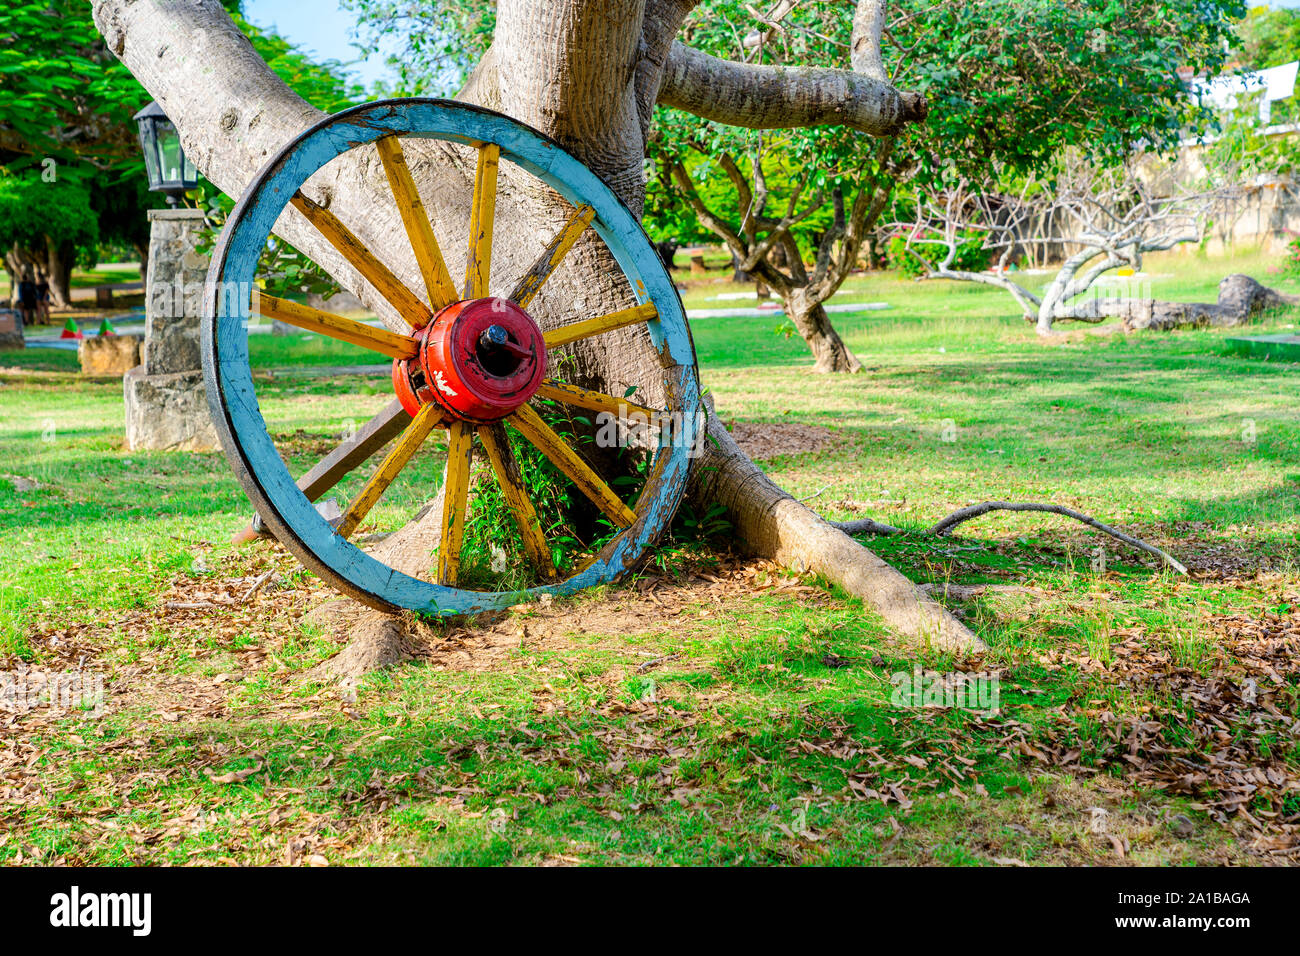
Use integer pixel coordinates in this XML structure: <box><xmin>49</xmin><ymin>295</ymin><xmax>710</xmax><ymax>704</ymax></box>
<box><xmin>1237</xmin><ymin>2</ymin><xmax>1300</xmax><ymax>69</ymax></box>
<box><xmin>1</xmin><ymin>0</ymin><xmax>366</xmax><ymax>294</ymax></box>
<box><xmin>0</xmin><ymin>173</ymin><xmax>97</xmax><ymax>262</ymax></box>
<box><xmin>343</xmin><ymin>0</ymin><xmax>495</xmax><ymax>96</ymax></box>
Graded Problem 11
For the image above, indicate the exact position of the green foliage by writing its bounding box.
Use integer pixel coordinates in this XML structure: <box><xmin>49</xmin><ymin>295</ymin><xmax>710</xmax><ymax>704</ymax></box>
<box><xmin>900</xmin><ymin>0</ymin><xmax>1245</xmax><ymax>174</ymax></box>
<box><xmin>1237</xmin><ymin>4</ymin><xmax>1300</xmax><ymax>70</ymax></box>
<box><xmin>0</xmin><ymin>171</ymin><xmax>98</xmax><ymax>266</ymax></box>
<box><xmin>647</xmin><ymin>150</ymin><xmax>834</xmax><ymax>252</ymax></box>
<box><xmin>343</xmin><ymin>0</ymin><xmax>495</xmax><ymax>96</ymax></box>
<box><xmin>887</xmin><ymin>232</ymin><xmax>990</xmax><ymax>279</ymax></box>
<box><xmin>1284</xmin><ymin>233</ymin><xmax>1300</xmax><ymax>275</ymax></box>
<box><xmin>191</xmin><ymin>183</ymin><xmax>341</xmax><ymax>301</ymax></box>
<box><xmin>0</xmin><ymin>0</ymin><xmax>362</xmax><ymax>277</ymax></box>
<box><xmin>87</xmin><ymin>166</ymin><xmax>165</xmax><ymax>259</ymax></box>
<box><xmin>0</xmin><ymin>1</ymin><xmax>145</xmax><ymax>173</ymax></box>
<box><xmin>649</xmin><ymin>0</ymin><xmax>1244</xmax><ymax>270</ymax></box>
<box><xmin>460</xmin><ymin>399</ymin><xmax>649</xmax><ymax>591</ymax></box>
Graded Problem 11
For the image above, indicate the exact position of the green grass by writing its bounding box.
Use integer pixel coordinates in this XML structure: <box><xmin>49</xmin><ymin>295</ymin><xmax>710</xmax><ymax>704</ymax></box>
<box><xmin>0</xmin><ymin>248</ymin><xmax>1296</xmax><ymax>866</ymax></box>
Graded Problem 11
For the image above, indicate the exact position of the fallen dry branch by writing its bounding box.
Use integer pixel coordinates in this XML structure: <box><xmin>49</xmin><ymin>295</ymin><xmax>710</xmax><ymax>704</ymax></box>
<box><xmin>1059</xmin><ymin>274</ymin><xmax>1300</xmax><ymax>331</ymax></box>
<box><xmin>836</xmin><ymin>500</ymin><xmax>1188</xmax><ymax>575</ymax></box>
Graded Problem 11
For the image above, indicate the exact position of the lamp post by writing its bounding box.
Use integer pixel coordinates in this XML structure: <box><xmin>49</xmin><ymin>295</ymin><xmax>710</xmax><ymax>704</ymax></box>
<box><xmin>132</xmin><ymin>101</ymin><xmax>198</xmax><ymax>206</ymax></box>
<box><xmin>124</xmin><ymin>101</ymin><xmax>216</xmax><ymax>452</ymax></box>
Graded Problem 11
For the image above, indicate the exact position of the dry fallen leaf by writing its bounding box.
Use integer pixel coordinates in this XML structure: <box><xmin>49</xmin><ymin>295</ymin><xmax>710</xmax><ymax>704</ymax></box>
<box><xmin>208</xmin><ymin>762</ymin><xmax>264</xmax><ymax>785</ymax></box>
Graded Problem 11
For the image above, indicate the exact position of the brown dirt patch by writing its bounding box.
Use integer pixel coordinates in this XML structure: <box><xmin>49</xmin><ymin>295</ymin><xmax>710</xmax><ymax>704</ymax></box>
<box><xmin>309</xmin><ymin>560</ymin><xmax>832</xmax><ymax>675</ymax></box>
<box><xmin>727</xmin><ymin>421</ymin><xmax>837</xmax><ymax>460</ymax></box>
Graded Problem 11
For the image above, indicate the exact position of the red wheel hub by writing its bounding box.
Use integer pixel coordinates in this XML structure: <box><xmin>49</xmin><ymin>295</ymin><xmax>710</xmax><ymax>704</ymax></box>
<box><xmin>393</xmin><ymin>298</ymin><xmax>546</xmax><ymax>422</ymax></box>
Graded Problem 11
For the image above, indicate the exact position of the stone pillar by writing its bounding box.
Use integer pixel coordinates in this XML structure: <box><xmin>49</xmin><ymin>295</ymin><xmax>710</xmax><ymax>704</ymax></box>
<box><xmin>124</xmin><ymin>208</ymin><xmax>219</xmax><ymax>451</ymax></box>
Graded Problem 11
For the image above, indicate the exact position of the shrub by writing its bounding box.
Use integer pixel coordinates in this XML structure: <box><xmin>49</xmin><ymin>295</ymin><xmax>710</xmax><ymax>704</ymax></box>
<box><xmin>1284</xmin><ymin>233</ymin><xmax>1300</xmax><ymax>274</ymax></box>
<box><xmin>887</xmin><ymin>231</ymin><xmax>990</xmax><ymax>279</ymax></box>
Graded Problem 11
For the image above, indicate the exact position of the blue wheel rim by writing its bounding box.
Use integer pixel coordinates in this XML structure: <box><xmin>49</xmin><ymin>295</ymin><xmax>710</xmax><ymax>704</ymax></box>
<box><xmin>203</xmin><ymin>99</ymin><xmax>700</xmax><ymax>617</ymax></box>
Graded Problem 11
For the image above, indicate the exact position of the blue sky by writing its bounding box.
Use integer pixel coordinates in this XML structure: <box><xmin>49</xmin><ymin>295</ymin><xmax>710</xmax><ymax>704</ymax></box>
<box><xmin>243</xmin><ymin>0</ymin><xmax>394</xmax><ymax>89</ymax></box>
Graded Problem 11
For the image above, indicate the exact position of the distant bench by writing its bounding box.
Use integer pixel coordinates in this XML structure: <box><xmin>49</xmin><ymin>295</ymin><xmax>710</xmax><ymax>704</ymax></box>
<box><xmin>94</xmin><ymin>281</ymin><xmax>144</xmax><ymax>308</ymax></box>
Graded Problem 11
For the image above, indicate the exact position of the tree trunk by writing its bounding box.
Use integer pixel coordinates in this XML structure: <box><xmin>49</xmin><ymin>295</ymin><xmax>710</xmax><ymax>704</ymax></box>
<box><xmin>1056</xmin><ymin>274</ymin><xmax>1298</xmax><ymax>332</ymax></box>
<box><xmin>730</xmin><ymin>248</ymin><xmax>750</xmax><ymax>283</ymax></box>
<box><xmin>43</xmin><ymin>240</ymin><xmax>75</xmax><ymax>310</ymax></box>
<box><xmin>5</xmin><ymin>246</ymin><xmax>33</xmax><ymax>309</ymax></box>
<box><xmin>654</xmin><ymin>239</ymin><xmax>679</xmax><ymax>273</ymax></box>
<box><xmin>90</xmin><ymin>0</ymin><xmax>980</xmax><ymax>654</ymax></box>
<box><xmin>785</xmin><ymin>290</ymin><xmax>863</xmax><ymax>373</ymax></box>
<box><xmin>2</xmin><ymin>251</ymin><xmax>16</xmax><ymax>309</ymax></box>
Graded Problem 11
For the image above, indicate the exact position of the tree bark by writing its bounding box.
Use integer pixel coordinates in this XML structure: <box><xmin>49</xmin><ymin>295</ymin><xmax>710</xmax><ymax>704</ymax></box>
<box><xmin>1062</xmin><ymin>274</ymin><xmax>1300</xmax><ymax>332</ymax></box>
<box><xmin>658</xmin><ymin>41</ymin><xmax>925</xmax><ymax>135</ymax></box>
<box><xmin>43</xmin><ymin>239</ymin><xmax>75</xmax><ymax>310</ymax></box>
<box><xmin>90</xmin><ymin>0</ymin><xmax>980</xmax><ymax>655</ymax></box>
<box><xmin>785</xmin><ymin>292</ymin><xmax>863</xmax><ymax>373</ymax></box>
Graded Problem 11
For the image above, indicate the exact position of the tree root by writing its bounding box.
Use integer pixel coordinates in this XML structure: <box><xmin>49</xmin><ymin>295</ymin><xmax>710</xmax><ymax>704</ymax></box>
<box><xmin>835</xmin><ymin>500</ymin><xmax>1188</xmax><ymax>574</ymax></box>
<box><xmin>307</xmin><ymin>489</ymin><xmax>449</xmax><ymax>681</ymax></box>
<box><xmin>305</xmin><ymin>607</ymin><xmax>415</xmax><ymax>682</ymax></box>
<box><xmin>310</xmin><ymin>415</ymin><xmax>990</xmax><ymax>679</ymax></box>
<box><xmin>690</xmin><ymin>413</ymin><xmax>986</xmax><ymax>653</ymax></box>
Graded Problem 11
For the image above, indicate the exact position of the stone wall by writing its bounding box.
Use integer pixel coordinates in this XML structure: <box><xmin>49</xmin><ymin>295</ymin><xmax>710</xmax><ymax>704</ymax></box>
<box><xmin>124</xmin><ymin>367</ymin><xmax>217</xmax><ymax>452</ymax></box>
<box><xmin>1202</xmin><ymin>183</ymin><xmax>1300</xmax><ymax>256</ymax></box>
<box><xmin>79</xmin><ymin>335</ymin><xmax>141</xmax><ymax>376</ymax></box>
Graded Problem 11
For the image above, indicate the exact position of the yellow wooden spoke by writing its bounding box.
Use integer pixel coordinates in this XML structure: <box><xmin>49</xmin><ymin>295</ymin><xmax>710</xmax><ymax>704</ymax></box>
<box><xmin>543</xmin><ymin>302</ymin><xmax>658</xmax><ymax>350</ymax></box>
<box><xmin>337</xmin><ymin>403</ymin><xmax>442</xmax><ymax>539</ymax></box>
<box><xmin>508</xmin><ymin>204</ymin><xmax>595</xmax><ymax>309</ymax></box>
<box><xmin>509</xmin><ymin>404</ymin><xmax>637</xmax><ymax>529</ymax></box>
<box><xmin>535</xmin><ymin>380</ymin><xmax>658</xmax><ymax>420</ymax></box>
<box><xmin>375</xmin><ymin>135</ymin><xmax>458</xmax><ymax>314</ymax></box>
<box><xmin>289</xmin><ymin>191</ymin><xmax>434</xmax><ymax>329</ymax></box>
<box><xmin>464</xmin><ymin>143</ymin><xmax>500</xmax><ymax>298</ymax></box>
<box><xmin>437</xmin><ymin>421</ymin><xmax>475</xmax><ymax>586</ymax></box>
<box><xmin>478</xmin><ymin>424</ymin><xmax>557</xmax><ymax>580</ymax></box>
<box><xmin>256</xmin><ymin>293</ymin><xmax>418</xmax><ymax>360</ymax></box>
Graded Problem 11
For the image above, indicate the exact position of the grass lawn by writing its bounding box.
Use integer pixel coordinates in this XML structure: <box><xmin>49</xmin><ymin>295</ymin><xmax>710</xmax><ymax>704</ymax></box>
<box><xmin>0</xmin><ymin>248</ymin><xmax>1297</xmax><ymax>866</ymax></box>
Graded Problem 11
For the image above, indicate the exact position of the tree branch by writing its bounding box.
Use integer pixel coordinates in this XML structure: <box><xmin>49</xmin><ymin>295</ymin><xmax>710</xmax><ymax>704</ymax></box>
<box><xmin>657</xmin><ymin>41</ymin><xmax>926</xmax><ymax>135</ymax></box>
<box><xmin>851</xmin><ymin>0</ymin><xmax>888</xmax><ymax>82</ymax></box>
<box><xmin>836</xmin><ymin>501</ymin><xmax>1188</xmax><ymax>575</ymax></box>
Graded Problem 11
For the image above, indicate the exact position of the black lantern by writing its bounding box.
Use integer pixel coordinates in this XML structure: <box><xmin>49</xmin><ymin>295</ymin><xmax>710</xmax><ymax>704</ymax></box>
<box><xmin>132</xmin><ymin>101</ymin><xmax>198</xmax><ymax>205</ymax></box>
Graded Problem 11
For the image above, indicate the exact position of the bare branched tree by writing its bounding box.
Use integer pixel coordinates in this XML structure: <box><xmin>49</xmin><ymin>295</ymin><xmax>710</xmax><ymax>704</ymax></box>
<box><xmin>899</xmin><ymin>156</ymin><xmax>1221</xmax><ymax>334</ymax></box>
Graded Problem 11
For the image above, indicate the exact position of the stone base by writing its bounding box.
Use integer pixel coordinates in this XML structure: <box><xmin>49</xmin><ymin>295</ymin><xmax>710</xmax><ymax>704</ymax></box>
<box><xmin>79</xmin><ymin>335</ymin><xmax>141</xmax><ymax>376</ymax></box>
<box><xmin>0</xmin><ymin>308</ymin><xmax>23</xmax><ymax>350</ymax></box>
<box><xmin>124</xmin><ymin>366</ymin><xmax>220</xmax><ymax>452</ymax></box>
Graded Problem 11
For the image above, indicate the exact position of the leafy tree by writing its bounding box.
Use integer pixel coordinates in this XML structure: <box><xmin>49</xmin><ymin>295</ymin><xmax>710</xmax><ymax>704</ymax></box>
<box><xmin>1</xmin><ymin>0</ymin><xmax>363</xmax><ymax>303</ymax></box>
<box><xmin>651</xmin><ymin>0</ymin><xmax>1245</xmax><ymax>370</ymax></box>
<box><xmin>0</xmin><ymin>173</ymin><xmax>98</xmax><ymax>307</ymax></box>
<box><xmin>1237</xmin><ymin>3</ymin><xmax>1300</xmax><ymax>70</ymax></box>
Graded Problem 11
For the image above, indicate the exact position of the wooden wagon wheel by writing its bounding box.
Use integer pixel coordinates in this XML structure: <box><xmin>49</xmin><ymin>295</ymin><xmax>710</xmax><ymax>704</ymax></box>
<box><xmin>202</xmin><ymin>99</ymin><xmax>701</xmax><ymax>617</ymax></box>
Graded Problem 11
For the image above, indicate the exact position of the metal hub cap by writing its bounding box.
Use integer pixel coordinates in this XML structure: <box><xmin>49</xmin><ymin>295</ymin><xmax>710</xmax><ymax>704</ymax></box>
<box><xmin>393</xmin><ymin>298</ymin><xmax>546</xmax><ymax>422</ymax></box>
